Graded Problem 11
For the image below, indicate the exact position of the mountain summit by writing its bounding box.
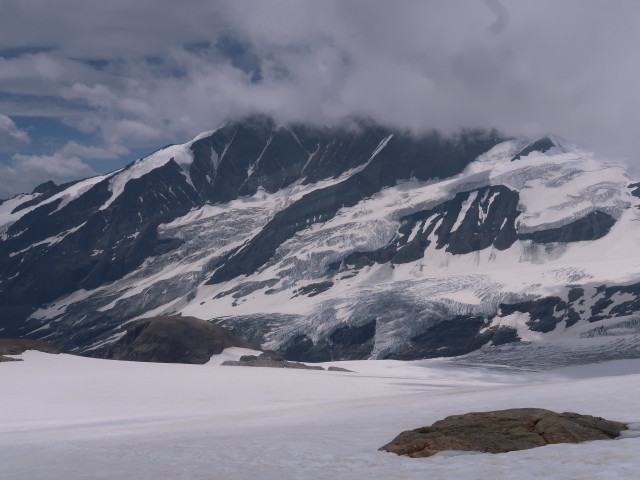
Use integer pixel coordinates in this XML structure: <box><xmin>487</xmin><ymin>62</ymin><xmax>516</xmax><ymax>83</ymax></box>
<box><xmin>1</xmin><ymin>115</ymin><xmax>639</xmax><ymax>364</ymax></box>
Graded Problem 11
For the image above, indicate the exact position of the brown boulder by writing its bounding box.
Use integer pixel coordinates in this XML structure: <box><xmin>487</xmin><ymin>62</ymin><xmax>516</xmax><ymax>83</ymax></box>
<box><xmin>380</xmin><ymin>408</ymin><xmax>627</xmax><ymax>458</ymax></box>
<box><xmin>100</xmin><ymin>316</ymin><xmax>255</xmax><ymax>364</ymax></box>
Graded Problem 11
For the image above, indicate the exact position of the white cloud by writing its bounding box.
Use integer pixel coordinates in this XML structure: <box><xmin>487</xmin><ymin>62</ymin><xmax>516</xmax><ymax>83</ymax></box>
<box><xmin>61</xmin><ymin>83</ymin><xmax>120</xmax><ymax>109</ymax></box>
<box><xmin>0</xmin><ymin>152</ymin><xmax>95</xmax><ymax>199</ymax></box>
<box><xmin>10</xmin><ymin>153</ymin><xmax>94</xmax><ymax>177</ymax></box>
<box><xmin>3</xmin><ymin>0</ymin><xmax>640</xmax><ymax>164</ymax></box>
<box><xmin>0</xmin><ymin>136</ymin><xmax>128</xmax><ymax>197</ymax></box>
<box><xmin>58</xmin><ymin>141</ymin><xmax>123</xmax><ymax>160</ymax></box>
<box><xmin>0</xmin><ymin>54</ymin><xmax>110</xmax><ymax>97</ymax></box>
<box><xmin>0</xmin><ymin>114</ymin><xmax>30</xmax><ymax>151</ymax></box>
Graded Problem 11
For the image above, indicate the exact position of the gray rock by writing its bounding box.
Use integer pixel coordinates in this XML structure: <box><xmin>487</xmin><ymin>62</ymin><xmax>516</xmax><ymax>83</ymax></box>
<box><xmin>0</xmin><ymin>338</ymin><xmax>62</xmax><ymax>362</ymax></box>
<box><xmin>222</xmin><ymin>352</ymin><xmax>324</xmax><ymax>370</ymax></box>
<box><xmin>282</xmin><ymin>321</ymin><xmax>377</xmax><ymax>363</ymax></box>
<box><xmin>99</xmin><ymin>315</ymin><xmax>255</xmax><ymax>364</ymax></box>
<box><xmin>380</xmin><ymin>408</ymin><xmax>628</xmax><ymax>458</ymax></box>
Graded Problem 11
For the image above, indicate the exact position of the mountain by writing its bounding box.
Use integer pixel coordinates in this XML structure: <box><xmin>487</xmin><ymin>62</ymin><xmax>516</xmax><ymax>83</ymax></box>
<box><xmin>1</xmin><ymin>114</ymin><xmax>640</xmax><ymax>364</ymax></box>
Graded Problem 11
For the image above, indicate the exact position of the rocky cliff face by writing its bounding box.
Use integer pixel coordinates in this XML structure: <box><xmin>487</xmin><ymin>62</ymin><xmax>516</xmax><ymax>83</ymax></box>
<box><xmin>2</xmin><ymin>116</ymin><xmax>640</xmax><ymax>364</ymax></box>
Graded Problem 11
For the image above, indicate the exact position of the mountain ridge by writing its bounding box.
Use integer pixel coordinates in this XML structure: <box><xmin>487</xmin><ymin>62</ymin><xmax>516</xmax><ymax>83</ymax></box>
<box><xmin>2</xmin><ymin>115</ymin><xmax>640</xmax><ymax>365</ymax></box>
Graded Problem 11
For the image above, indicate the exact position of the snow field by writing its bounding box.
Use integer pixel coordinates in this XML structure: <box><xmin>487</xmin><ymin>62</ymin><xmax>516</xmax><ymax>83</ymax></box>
<box><xmin>1</xmin><ymin>351</ymin><xmax>639</xmax><ymax>479</ymax></box>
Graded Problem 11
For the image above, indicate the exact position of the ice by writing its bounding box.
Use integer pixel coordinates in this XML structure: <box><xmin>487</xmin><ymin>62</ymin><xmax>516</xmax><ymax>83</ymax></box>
<box><xmin>496</xmin><ymin>154</ymin><xmax>630</xmax><ymax>233</ymax></box>
<box><xmin>488</xmin><ymin>311</ymin><xmax>544</xmax><ymax>341</ymax></box>
<box><xmin>8</xmin><ymin>222</ymin><xmax>87</xmax><ymax>256</ymax></box>
<box><xmin>0</xmin><ymin>172</ymin><xmax>113</xmax><ymax>235</ymax></box>
<box><xmin>21</xmin><ymin>136</ymin><xmax>640</xmax><ymax>361</ymax></box>
<box><xmin>462</xmin><ymin>139</ymin><xmax>524</xmax><ymax>175</ymax></box>
<box><xmin>482</xmin><ymin>191</ymin><xmax>499</xmax><ymax>222</ymax></box>
<box><xmin>1</xmin><ymin>351</ymin><xmax>638</xmax><ymax>479</ymax></box>
<box><xmin>406</xmin><ymin>222</ymin><xmax>421</xmax><ymax>243</ymax></box>
<box><xmin>0</xmin><ymin>192</ymin><xmax>39</xmax><ymax>233</ymax></box>
<box><xmin>370</xmin><ymin>134</ymin><xmax>394</xmax><ymax>159</ymax></box>
<box><xmin>100</xmin><ymin>143</ymin><xmax>194</xmax><ymax>210</ymax></box>
<box><xmin>451</xmin><ymin>190</ymin><xmax>478</xmax><ymax>232</ymax></box>
<box><xmin>248</xmin><ymin>132</ymin><xmax>273</xmax><ymax>177</ymax></box>
<box><xmin>97</xmin><ymin>126</ymin><xmax>223</xmax><ymax>212</ymax></box>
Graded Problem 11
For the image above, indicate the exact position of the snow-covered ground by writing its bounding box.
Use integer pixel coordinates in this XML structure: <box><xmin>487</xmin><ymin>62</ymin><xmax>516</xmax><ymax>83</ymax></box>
<box><xmin>1</xmin><ymin>350</ymin><xmax>639</xmax><ymax>479</ymax></box>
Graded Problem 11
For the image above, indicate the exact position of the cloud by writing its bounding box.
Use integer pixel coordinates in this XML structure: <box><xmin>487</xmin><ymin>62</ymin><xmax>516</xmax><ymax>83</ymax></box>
<box><xmin>0</xmin><ymin>53</ymin><xmax>109</xmax><ymax>97</ymax></box>
<box><xmin>0</xmin><ymin>152</ymin><xmax>95</xmax><ymax>199</ymax></box>
<box><xmin>0</xmin><ymin>114</ymin><xmax>30</xmax><ymax>151</ymax></box>
<box><xmin>483</xmin><ymin>0</ymin><xmax>510</xmax><ymax>35</ymax></box>
<box><xmin>61</xmin><ymin>83</ymin><xmax>120</xmax><ymax>109</ymax></box>
<box><xmin>3</xmin><ymin>0</ymin><xmax>640</xmax><ymax>169</ymax></box>
<box><xmin>58</xmin><ymin>141</ymin><xmax>125</xmax><ymax>160</ymax></box>
<box><xmin>0</xmin><ymin>0</ymin><xmax>223</xmax><ymax>59</ymax></box>
<box><xmin>0</xmin><ymin>136</ymin><xmax>128</xmax><ymax>197</ymax></box>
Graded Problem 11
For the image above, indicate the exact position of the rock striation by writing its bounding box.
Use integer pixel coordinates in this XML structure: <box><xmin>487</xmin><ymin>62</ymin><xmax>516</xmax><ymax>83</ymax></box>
<box><xmin>380</xmin><ymin>408</ymin><xmax>627</xmax><ymax>458</ymax></box>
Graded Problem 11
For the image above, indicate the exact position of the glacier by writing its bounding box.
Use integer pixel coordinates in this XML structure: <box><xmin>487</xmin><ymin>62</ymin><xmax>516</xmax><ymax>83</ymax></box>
<box><xmin>1</xmin><ymin>116</ymin><xmax>640</xmax><ymax>363</ymax></box>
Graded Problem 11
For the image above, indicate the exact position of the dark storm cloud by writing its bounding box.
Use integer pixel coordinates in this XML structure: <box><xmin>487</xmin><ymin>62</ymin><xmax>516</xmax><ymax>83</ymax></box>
<box><xmin>1</xmin><ymin>0</ymin><xmax>640</xmax><ymax>195</ymax></box>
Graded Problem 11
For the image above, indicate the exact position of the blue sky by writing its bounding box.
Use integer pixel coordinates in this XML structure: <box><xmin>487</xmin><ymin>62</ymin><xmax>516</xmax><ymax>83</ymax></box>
<box><xmin>2</xmin><ymin>0</ymin><xmax>640</xmax><ymax>198</ymax></box>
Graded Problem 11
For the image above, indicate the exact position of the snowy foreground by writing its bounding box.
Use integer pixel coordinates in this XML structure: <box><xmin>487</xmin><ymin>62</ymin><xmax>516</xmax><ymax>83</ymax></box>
<box><xmin>2</xmin><ymin>350</ymin><xmax>640</xmax><ymax>480</ymax></box>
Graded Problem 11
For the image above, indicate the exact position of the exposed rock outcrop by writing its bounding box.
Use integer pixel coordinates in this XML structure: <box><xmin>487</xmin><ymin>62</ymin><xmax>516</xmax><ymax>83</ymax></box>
<box><xmin>510</xmin><ymin>136</ymin><xmax>557</xmax><ymax>161</ymax></box>
<box><xmin>99</xmin><ymin>316</ymin><xmax>255</xmax><ymax>364</ymax></box>
<box><xmin>327</xmin><ymin>366</ymin><xmax>354</xmax><ymax>372</ymax></box>
<box><xmin>387</xmin><ymin>315</ymin><xmax>519</xmax><ymax>360</ymax></box>
<box><xmin>282</xmin><ymin>320</ymin><xmax>377</xmax><ymax>362</ymax></box>
<box><xmin>222</xmin><ymin>351</ymin><xmax>324</xmax><ymax>370</ymax></box>
<box><xmin>0</xmin><ymin>338</ymin><xmax>62</xmax><ymax>362</ymax></box>
<box><xmin>380</xmin><ymin>408</ymin><xmax>627</xmax><ymax>458</ymax></box>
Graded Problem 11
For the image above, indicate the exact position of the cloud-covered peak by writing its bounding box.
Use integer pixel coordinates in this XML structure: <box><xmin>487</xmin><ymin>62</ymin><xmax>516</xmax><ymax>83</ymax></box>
<box><xmin>2</xmin><ymin>1</ymin><xmax>640</xmax><ymax>196</ymax></box>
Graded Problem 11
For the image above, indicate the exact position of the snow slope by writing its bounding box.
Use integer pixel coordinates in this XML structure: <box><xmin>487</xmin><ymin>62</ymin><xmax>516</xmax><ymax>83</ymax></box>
<box><xmin>1</xmin><ymin>351</ymin><xmax>639</xmax><ymax>480</ymax></box>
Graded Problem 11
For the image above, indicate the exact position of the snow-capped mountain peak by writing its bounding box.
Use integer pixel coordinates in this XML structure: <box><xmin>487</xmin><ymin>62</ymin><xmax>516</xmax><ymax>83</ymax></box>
<box><xmin>2</xmin><ymin>116</ymin><xmax>640</xmax><ymax>365</ymax></box>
